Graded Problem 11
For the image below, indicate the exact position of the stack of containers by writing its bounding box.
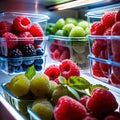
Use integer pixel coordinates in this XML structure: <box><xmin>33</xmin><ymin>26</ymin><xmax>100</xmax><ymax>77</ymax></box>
<box><xmin>0</xmin><ymin>12</ymin><xmax>49</xmax><ymax>74</ymax></box>
<box><xmin>86</xmin><ymin>5</ymin><xmax>120</xmax><ymax>93</ymax></box>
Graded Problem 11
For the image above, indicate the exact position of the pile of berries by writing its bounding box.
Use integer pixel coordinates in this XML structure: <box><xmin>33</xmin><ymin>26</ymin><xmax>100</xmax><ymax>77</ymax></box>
<box><xmin>48</xmin><ymin>39</ymin><xmax>70</xmax><ymax>62</ymax></box>
<box><xmin>0</xmin><ymin>14</ymin><xmax>46</xmax><ymax>73</ymax></box>
<box><xmin>90</xmin><ymin>9</ymin><xmax>120</xmax><ymax>86</ymax></box>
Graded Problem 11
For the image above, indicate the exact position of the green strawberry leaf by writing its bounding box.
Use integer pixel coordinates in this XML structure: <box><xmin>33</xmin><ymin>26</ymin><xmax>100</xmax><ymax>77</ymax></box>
<box><xmin>88</xmin><ymin>84</ymin><xmax>109</xmax><ymax>95</ymax></box>
<box><xmin>58</xmin><ymin>76</ymin><xmax>67</xmax><ymax>85</ymax></box>
<box><xmin>66</xmin><ymin>85</ymin><xmax>80</xmax><ymax>100</ymax></box>
<box><xmin>68</xmin><ymin>76</ymin><xmax>92</xmax><ymax>90</ymax></box>
<box><xmin>25</xmin><ymin>65</ymin><xmax>36</xmax><ymax>80</ymax></box>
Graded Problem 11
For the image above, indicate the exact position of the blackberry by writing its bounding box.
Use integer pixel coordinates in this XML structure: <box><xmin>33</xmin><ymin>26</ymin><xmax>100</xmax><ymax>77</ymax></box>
<box><xmin>21</xmin><ymin>44</ymin><xmax>36</xmax><ymax>57</ymax></box>
<box><xmin>8</xmin><ymin>48</ymin><xmax>23</xmax><ymax>58</ymax></box>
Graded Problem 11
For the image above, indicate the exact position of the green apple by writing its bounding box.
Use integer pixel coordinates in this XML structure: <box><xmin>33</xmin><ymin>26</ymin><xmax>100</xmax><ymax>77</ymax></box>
<box><xmin>77</xmin><ymin>21</ymin><xmax>89</xmax><ymax>30</ymax></box>
<box><xmin>55</xmin><ymin>18</ymin><xmax>65</xmax><ymax>29</ymax></box>
<box><xmin>69</xmin><ymin>26</ymin><xmax>85</xmax><ymax>37</ymax></box>
<box><xmin>65</xmin><ymin>18</ymin><xmax>78</xmax><ymax>26</ymax></box>
<box><xmin>85</xmin><ymin>27</ymin><xmax>90</xmax><ymax>36</ymax></box>
<box><xmin>63</xmin><ymin>23</ymin><xmax>75</xmax><ymax>36</ymax></box>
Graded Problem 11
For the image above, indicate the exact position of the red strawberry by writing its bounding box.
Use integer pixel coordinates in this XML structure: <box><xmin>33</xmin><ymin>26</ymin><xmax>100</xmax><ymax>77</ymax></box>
<box><xmin>2</xmin><ymin>32</ymin><xmax>18</xmax><ymax>49</ymax></box>
<box><xmin>111</xmin><ymin>21</ymin><xmax>120</xmax><ymax>35</ymax></box>
<box><xmin>116</xmin><ymin>9</ymin><xmax>120</xmax><ymax>21</ymax></box>
<box><xmin>0</xmin><ymin>21</ymin><xmax>13</xmax><ymax>36</ymax></box>
<box><xmin>110</xmin><ymin>73</ymin><xmax>120</xmax><ymax>85</ymax></box>
<box><xmin>90</xmin><ymin>21</ymin><xmax>105</xmax><ymax>35</ymax></box>
<box><xmin>86</xmin><ymin>88</ymin><xmax>118</xmax><ymax>118</ymax></box>
<box><xmin>59</xmin><ymin>59</ymin><xmax>80</xmax><ymax>79</ymax></box>
<box><xmin>44</xmin><ymin>64</ymin><xmax>60</xmax><ymax>80</ymax></box>
<box><xmin>19</xmin><ymin>31</ymin><xmax>34</xmax><ymax>45</ymax></box>
<box><xmin>101</xmin><ymin>12</ymin><xmax>116</xmax><ymax>28</ymax></box>
<box><xmin>29</xmin><ymin>23</ymin><xmax>44</xmax><ymax>37</ymax></box>
<box><xmin>13</xmin><ymin>15</ymin><xmax>31</xmax><ymax>33</ymax></box>
<box><xmin>59</xmin><ymin>48</ymin><xmax>70</xmax><ymax>62</ymax></box>
<box><xmin>54</xmin><ymin>96</ymin><xmax>87</xmax><ymax>120</ymax></box>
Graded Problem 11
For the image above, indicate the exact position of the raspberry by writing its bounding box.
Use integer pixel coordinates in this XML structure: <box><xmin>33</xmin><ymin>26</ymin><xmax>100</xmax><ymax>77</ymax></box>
<box><xmin>59</xmin><ymin>48</ymin><xmax>70</xmax><ymax>62</ymax></box>
<box><xmin>13</xmin><ymin>15</ymin><xmax>31</xmax><ymax>33</ymax></box>
<box><xmin>79</xmin><ymin>95</ymin><xmax>90</xmax><ymax>108</ymax></box>
<box><xmin>21</xmin><ymin>44</ymin><xmax>36</xmax><ymax>56</ymax></box>
<box><xmin>29</xmin><ymin>23</ymin><xmax>44</xmax><ymax>37</ymax></box>
<box><xmin>44</xmin><ymin>64</ymin><xmax>60</xmax><ymax>80</ymax></box>
<box><xmin>101</xmin><ymin>12</ymin><xmax>116</xmax><ymax>28</ymax></box>
<box><xmin>90</xmin><ymin>21</ymin><xmax>105</xmax><ymax>35</ymax></box>
<box><xmin>54</xmin><ymin>78</ymin><xmax>61</xmax><ymax>84</ymax></box>
<box><xmin>2</xmin><ymin>32</ymin><xmax>18</xmax><ymax>49</ymax></box>
<box><xmin>59</xmin><ymin>59</ymin><xmax>80</xmax><ymax>79</ymax></box>
<box><xmin>53</xmin><ymin>49</ymin><xmax>61</xmax><ymax>60</ymax></box>
<box><xmin>50</xmin><ymin>44</ymin><xmax>58</xmax><ymax>52</ymax></box>
<box><xmin>104</xmin><ymin>27</ymin><xmax>111</xmax><ymax>35</ymax></box>
<box><xmin>19</xmin><ymin>31</ymin><xmax>34</xmax><ymax>45</ymax></box>
<box><xmin>8</xmin><ymin>48</ymin><xmax>23</xmax><ymax>58</ymax></box>
<box><xmin>54</xmin><ymin>96</ymin><xmax>87</xmax><ymax>120</ymax></box>
<box><xmin>116</xmin><ymin>9</ymin><xmax>120</xmax><ymax>21</ymax></box>
<box><xmin>110</xmin><ymin>73</ymin><xmax>120</xmax><ymax>85</ymax></box>
<box><xmin>111</xmin><ymin>21</ymin><xmax>120</xmax><ymax>35</ymax></box>
<box><xmin>0</xmin><ymin>21</ymin><xmax>13</xmax><ymax>36</ymax></box>
<box><xmin>86</xmin><ymin>88</ymin><xmax>118</xmax><ymax>118</ymax></box>
<box><xmin>104</xmin><ymin>115</ymin><xmax>120</xmax><ymax>120</ymax></box>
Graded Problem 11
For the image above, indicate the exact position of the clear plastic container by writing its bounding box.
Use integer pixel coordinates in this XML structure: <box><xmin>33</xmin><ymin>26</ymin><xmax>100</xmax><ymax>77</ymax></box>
<box><xmin>47</xmin><ymin>35</ymin><xmax>89</xmax><ymax>70</ymax></box>
<box><xmin>1</xmin><ymin>82</ymin><xmax>34</xmax><ymax>115</ymax></box>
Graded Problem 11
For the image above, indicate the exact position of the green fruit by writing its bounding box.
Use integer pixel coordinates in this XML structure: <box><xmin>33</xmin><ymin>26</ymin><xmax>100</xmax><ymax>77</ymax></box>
<box><xmin>47</xmin><ymin>23</ymin><xmax>57</xmax><ymax>35</ymax></box>
<box><xmin>30</xmin><ymin>73</ymin><xmax>50</xmax><ymax>98</ymax></box>
<box><xmin>55</xmin><ymin>29</ymin><xmax>63</xmax><ymax>36</ymax></box>
<box><xmin>69</xmin><ymin>26</ymin><xmax>85</xmax><ymax>37</ymax></box>
<box><xmin>55</xmin><ymin>18</ymin><xmax>65</xmax><ymax>30</ymax></box>
<box><xmin>9</xmin><ymin>74</ymin><xmax>30</xmax><ymax>97</ymax></box>
<box><xmin>63</xmin><ymin>23</ymin><xmax>75</xmax><ymax>36</ymax></box>
<box><xmin>65</xmin><ymin>18</ymin><xmax>78</xmax><ymax>25</ymax></box>
<box><xmin>85</xmin><ymin>27</ymin><xmax>90</xmax><ymax>36</ymax></box>
<box><xmin>77</xmin><ymin>21</ymin><xmax>89</xmax><ymax>30</ymax></box>
<box><xmin>48</xmin><ymin>81</ymin><xmax>58</xmax><ymax>98</ymax></box>
<box><xmin>32</xmin><ymin>98</ymin><xmax>53</xmax><ymax>120</ymax></box>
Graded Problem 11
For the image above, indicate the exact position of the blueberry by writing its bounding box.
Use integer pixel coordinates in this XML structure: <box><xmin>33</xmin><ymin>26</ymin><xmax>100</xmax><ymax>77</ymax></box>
<box><xmin>8</xmin><ymin>58</ymin><xmax>22</xmax><ymax>67</ymax></box>
<box><xmin>34</xmin><ymin>58</ymin><xmax>43</xmax><ymax>66</ymax></box>
<box><xmin>23</xmin><ymin>57</ymin><xmax>34</xmax><ymax>65</ymax></box>
<box><xmin>34</xmin><ymin>39</ymin><xmax>43</xmax><ymax>45</ymax></box>
<box><xmin>35</xmin><ymin>65</ymin><xmax>42</xmax><ymax>71</ymax></box>
<box><xmin>36</xmin><ymin>48</ymin><xmax>44</xmax><ymax>55</ymax></box>
<box><xmin>8</xmin><ymin>65</ymin><xmax>23</xmax><ymax>73</ymax></box>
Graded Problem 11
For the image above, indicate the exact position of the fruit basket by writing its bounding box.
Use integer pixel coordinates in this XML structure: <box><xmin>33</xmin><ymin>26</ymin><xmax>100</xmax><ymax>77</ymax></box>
<box><xmin>1</xmin><ymin>82</ymin><xmax>34</xmax><ymax>115</ymax></box>
<box><xmin>0</xmin><ymin>12</ymin><xmax>49</xmax><ymax>74</ymax></box>
<box><xmin>47</xmin><ymin>35</ymin><xmax>89</xmax><ymax>70</ymax></box>
<box><xmin>86</xmin><ymin>6</ymin><xmax>120</xmax><ymax>88</ymax></box>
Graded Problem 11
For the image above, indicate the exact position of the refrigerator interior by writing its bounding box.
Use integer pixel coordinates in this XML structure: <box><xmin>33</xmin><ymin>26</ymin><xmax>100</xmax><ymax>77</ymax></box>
<box><xmin>0</xmin><ymin>0</ymin><xmax>120</xmax><ymax>119</ymax></box>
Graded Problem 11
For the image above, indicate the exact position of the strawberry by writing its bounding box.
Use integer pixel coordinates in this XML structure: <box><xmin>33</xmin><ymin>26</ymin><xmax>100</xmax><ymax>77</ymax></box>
<box><xmin>29</xmin><ymin>23</ymin><xmax>44</xmax><ymax>37</ymax></box>
<box><xmin>86</xmin><ymin>88</ymin><xmax>118</xmax><ymax>119</ymax></box>
<box><xmin>116</xmin><ymin>9</ymin><xmax>120</xmax><ymax>21</ymax></box>
<box><xmin>101</xmin><ymin>12</ymin><xmax>116</xmax><ymax>28</ymax></box>
<box><xmin>0</xmin><ymin>21</ymin><xmax>13</xmax><ymax>36</ymax></box>
<box><xmin>44</xmin><ymin>64</ymin><xmax>60</xmax><ymax>80</ymax></box>
<box><xmin>52</xmin><ymin>49</ymin><xmax>61</xmax><ymax>60</ymax></box>
<box><xmin>54</xmin><ymin>96</ymin><xmax>87</xmax><ymax>120</ymax></box>
<box><xmin>2</xmin><ymin>32</ymin><xmax>18</xmax><ymax>49</ymax></box>
<box><xmin>13</xmin><ymin>15</ymin><xmax>31</xmax><ymax>33</ymax></box>
<box><xmin>59</xmin><ymin>59</ymin><xmax>80</xmax><ymax>79</ymax></box>
<box><xmin>90</xmin><ymin>21</ymin><xmax>106</xmax><ymax>35</ymax></box>
<box><xmin>19</xmin><ymin>31</ymin><xmax>34</xmax><ymax>45</ymax></box>
<box><xmin>111</xmin><ymin>21</ymin><xmax>120</xmax><ymax>35</ymax></box>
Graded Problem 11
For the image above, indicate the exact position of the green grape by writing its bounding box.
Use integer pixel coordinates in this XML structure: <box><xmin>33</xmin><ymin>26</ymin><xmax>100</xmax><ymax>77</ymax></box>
<box><xmin>65</xmin><ymin>18</ymin><xmax>78</xmax><ymax>25</ymax></box>
<box><xmin>77</xmin><ymin>20</ymin><xmax>89</xmax><ymax>30</ymax></box>
<box><xmin>32</xmin><ymin>98</ymin><xmax>53</xmax><ymax>120</ymax></box>
<box><xmin>55</xmin><ymin>18</ymin><xmax>65</xmax><ymax>30</ymax></box>
<box><xmin>69</xmin><ymin>26</ymin><xmax>85</xmax><ymax>37</ymax></box>
<box><xmin>30</xmin><ymin>74</ymin><xmax>50</xmax><ymax>98</ymax></box>
<box><xmin>10</xmin><ymin>74</ymin><xmax>30</xmax><ymax>97</ymax></box>
<box><xmin>63</xmin><ymin>23</ymin><xmax>75</xmax><ymax>36</ymax></box>
<box><xmin>55</xmin><ymin>29</ymin><xmax>63</xmax><ymax>36</ymax></box>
